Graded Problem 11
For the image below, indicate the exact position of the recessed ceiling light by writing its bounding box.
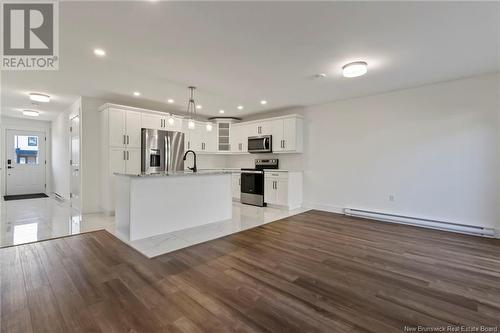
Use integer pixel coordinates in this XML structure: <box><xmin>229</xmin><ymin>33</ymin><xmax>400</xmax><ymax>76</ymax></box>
<box><xmin>22</xmin><ymin>110</ymin><xmax>39</xmax><ymax>117</ymax></box>
<box><xmin>237</xmin><ymin>105</ymin><xmax>244</xmax><ymax>110</ymax></box>
<box><xmin>94</xmin><ymin>48</ymin><xmax>106</xmax><ymax>57</ymax></box>
<box><xmin>196</xmin><ymin>105</ymin><xmax>202</xmax><ymax>109</ymax></box>
<box><xmin>219</xmin><ymin>110</ymin><xmax>225</xmax><ymax>114</ymax></box>
<box><xmin>29</xmin><ymin>93</ymin><xmax>50</xmax><ymax>103</ymax></box>
<box><xmin>133</xmin><ymin>91</ymin><xmax>141</xmax><ymax>97</ymax></box>
<box><xmin>342</xmin><ymin>61</ymin><xmax>368</xmax><ymax>78</ymax></box>
<box><xmin>167</xmin><ymin>99</ymin><xmax>174</xmax><ymax>103</ymax></box>
<box><xmin>260</xmin><ymin>100</ymin><xmax>267</xmax><ymax>105</ymax></box>
<box><xmin>315</xmin><ymin>73</ymin><xmax>327</xmax><ymax>78</ymax></box>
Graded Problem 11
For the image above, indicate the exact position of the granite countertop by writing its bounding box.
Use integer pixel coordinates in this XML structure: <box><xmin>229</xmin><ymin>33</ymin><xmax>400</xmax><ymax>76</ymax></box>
<box><xmin>114</xmin><ymin>170</ymin><xmax>233</xmax><ymax>177</ymax></box>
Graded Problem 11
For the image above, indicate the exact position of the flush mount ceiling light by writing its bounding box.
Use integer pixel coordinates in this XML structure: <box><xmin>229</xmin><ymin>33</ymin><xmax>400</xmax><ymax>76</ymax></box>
<box><xmin>342</xmin><ymin>61</ymin><xmax>368</xmax><ymax>78</ymax></box>
<box><xmin>133</xmin><ymin>91</ymin><xmax>141</xmax><ymax>97</ymax></box>
<box><xmin>22</xmin><ymin>110</ymin><xmax>39</xmax><ymax>117</ymax></box>
<box><xmin>237</xmin><ymin>105</ymin><xmax>244</xmax><ymax>110</ymax></box>
<box><xmin>260</xmin><ymin>100</ymin><xmax>267</xmax><ymax>105</ymax></box>
<box><xmin>94</xmin><ymin>48</ymin><xmax>106</xmax><ymax>57</ymax></box>
<box><xmin>29</xmin><ymin>93</ymin><xmax>50</xmax><ymax>103</ymax></box>
<box><xmin>167</xmin><ymin>99</ymin><xmax>174</xmax><ymax>103</ymax></box>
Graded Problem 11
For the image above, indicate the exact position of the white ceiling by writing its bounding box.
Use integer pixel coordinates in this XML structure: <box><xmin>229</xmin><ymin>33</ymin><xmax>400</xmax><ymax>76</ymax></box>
<box><xmin>2</xmin><ymin>1</ymin><xmax>499</xmax><ymax>121</ymax></box>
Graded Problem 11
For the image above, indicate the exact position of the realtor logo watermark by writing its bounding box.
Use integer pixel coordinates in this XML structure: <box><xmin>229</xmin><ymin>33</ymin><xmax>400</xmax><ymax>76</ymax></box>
<box><xmin>1</xmin><ymin>1</ymin><xmax>59</xmax><ymax>70</ymax></box>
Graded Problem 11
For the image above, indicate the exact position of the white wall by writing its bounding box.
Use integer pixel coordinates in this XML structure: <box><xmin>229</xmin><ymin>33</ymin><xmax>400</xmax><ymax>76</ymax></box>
<box><xmin>81</xmin><ymin>96</ymin><xmax>106</xmax><ymax>213</ymax></box>
<box><xmin>0</xmin><ymin>116</ymin><xmax>52</xmax><ymax>196</ymax></box>
<box><xmin>303</xmin><ymin>73</ymin><xmax>499</xmax><ymax>229</ymax></box>
<box><xmin>227</xmin><ymin>73</ymin><xmax>500</xmax><ymax>230</ymax></box>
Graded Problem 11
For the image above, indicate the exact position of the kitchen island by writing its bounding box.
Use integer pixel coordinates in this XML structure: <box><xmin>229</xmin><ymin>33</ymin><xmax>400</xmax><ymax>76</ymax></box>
<box><xmin>114</xmin><ymin>171</ymin><xmax>232</xmax><ymax>241</ymax></box>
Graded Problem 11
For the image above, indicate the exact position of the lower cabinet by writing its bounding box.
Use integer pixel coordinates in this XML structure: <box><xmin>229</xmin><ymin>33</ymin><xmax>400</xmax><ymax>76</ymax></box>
<box><xmin>264</xmin><ymin>171</ymin><xmax>303</xmax><ymax>210</ymax></box>
<box><xmin>231</xmin><ymin>173</ymin><xmax>241</xmax><ymax>201</ymax></box>
<box><xmin>109</xmin><ymin>147</ymin><xmax>141</xmax><ymax>175</ymax></box>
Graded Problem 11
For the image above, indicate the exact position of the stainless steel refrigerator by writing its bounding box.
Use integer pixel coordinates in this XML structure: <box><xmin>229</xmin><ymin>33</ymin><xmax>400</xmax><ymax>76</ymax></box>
<box><xmin>141</xmin><ymin>128</ymin><xmax>185</xmax><ymax>173</ymax></box>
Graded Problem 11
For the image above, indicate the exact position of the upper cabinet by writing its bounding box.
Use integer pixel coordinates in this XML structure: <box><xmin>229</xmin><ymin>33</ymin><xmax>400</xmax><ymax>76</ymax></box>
<box><xmin>271</xmin><ymin>117</ymin><xmax>303</xmax><ymax>153</ymax></box>
<box><xmin>141</xmin><ymin>113</ymin><xmax>182</xmax><ymax>132</ymax></box>
<box><xmin>231</xmin><ymin>115</ymin><xmax>303</xmax><ymax>154</ymax></box>
<box><xmin>217</xmin><ymin>122</ymin><xmax>231</xmax><ymax>152</ymax></box>
<box><xmin>101</xmin><ymin>103</ymin><xmax>303</xmax><ymax>156</ymax></box>
<box><xmin>108</xmin><ymin>108</ymin><xmax>141</xmax><ymax>149</ymax></box>
<box><xmin>183</xmin><ymin>120</ymin><xmax>217</xmax><ymax>153</ymax></box>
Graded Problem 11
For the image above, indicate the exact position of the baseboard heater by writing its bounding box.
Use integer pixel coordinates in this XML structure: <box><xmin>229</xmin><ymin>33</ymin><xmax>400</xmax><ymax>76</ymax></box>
<box><xmin>344</xmin><ymin>208</ymin><xmax>496</xmax><ymax>237</ymax></box>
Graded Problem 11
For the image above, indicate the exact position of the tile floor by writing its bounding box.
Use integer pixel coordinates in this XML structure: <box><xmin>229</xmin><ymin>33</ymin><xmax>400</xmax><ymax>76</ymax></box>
<box><xmin>0</xmin><ymin>196</ymin><xmax>308</xmax><ymax>257</ymax></box>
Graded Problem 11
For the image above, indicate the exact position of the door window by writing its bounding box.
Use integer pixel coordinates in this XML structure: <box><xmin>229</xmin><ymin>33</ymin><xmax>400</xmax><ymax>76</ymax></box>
<box><xmin>14</xmin><ymin>135</ymin><xmax>39</xmax><ymax>165</ymax></box>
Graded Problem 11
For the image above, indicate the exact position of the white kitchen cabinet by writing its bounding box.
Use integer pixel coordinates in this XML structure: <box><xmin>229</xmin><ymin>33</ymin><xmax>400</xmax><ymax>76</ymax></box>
<box><xmin>109</xmin><ymin>148</ymin><xmax>141</xmax><ymax>175</ymax></box>
<box><xmin>125</xmin><ymin>148</ymin><xmax>141</xmax><ymax>174</ymax></box>
<box><xmin>230</xmin><ymin>124</ymin><xmax>249</xmax><ymax>153</ymax></box>
<box><xmin>247</xmin><ymin>120</ymin><xmax>273</xmax><ymax>136</ymax></box>
<box><xmin>109</xmin><ymin>108</ymin><xmax>126</xmax><ymax>147</ymax></box>
<box><xmin>141</xmin><ymin>113</ymin><xmax>162</xmax><ymax>130</ymax></box>
<box><xmin>183</xmin><ymin>121</ymin><xmax>216</xmax><ymax>153</ymax></box>
<box><xmin>202</xmin><ymin>127</ymin><xmax>218</xmax><ymax>152</ymax></box>
<box><xmin>109</xmin><ymin>148</ymin><xmax>126</xmax><ymax>175</ymax></box>
<box><xmin>165</xmin><ymin>117</ymin><xmax>183</xmax><ymax>132</ymax></box>
<box><xmin>264</xmin><ymin>171</ymin><xmax>303</xmax><ymax>210</ymax></box>
<box><xmin>142</xmin><ymin>113</ymin><xmax>183</xmax><ymax>132</ymax></box>
<box><xmin>126</xmin><ymin>111</ymin><xmax>142</xmax><ymax>148</ymax></box>
<box><xmin>231</xmin><ymin>173</ymin><xmax>241</xmax><ymax>201</ymax></box>
<box><xmin>270</xmin><ymin>117</ymin><xmax>303</xmax><ymax>153</ymax></box>
<box><xmin>108</xmin><ymin>108</ymin><xmax>142</xmax><ymax>149</ymax></box>
<box><xmin>217</xmin><ymin>122</ymin><xmax>231</xmax><ymax>152</ymax></box>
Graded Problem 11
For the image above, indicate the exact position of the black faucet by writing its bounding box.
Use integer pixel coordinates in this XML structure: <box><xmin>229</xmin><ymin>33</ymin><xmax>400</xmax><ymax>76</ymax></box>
<box><xmin>183</xmin><ymin>150</ymin><xmax>197</xmax><ymax>172</ymax></box>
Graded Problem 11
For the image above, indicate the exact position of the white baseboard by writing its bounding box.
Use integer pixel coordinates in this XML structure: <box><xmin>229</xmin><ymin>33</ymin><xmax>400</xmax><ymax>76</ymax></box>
<box><xmin>303</xmin><ymin>202</ymin><xmax>344</xmax><ymax>214</ymax></box>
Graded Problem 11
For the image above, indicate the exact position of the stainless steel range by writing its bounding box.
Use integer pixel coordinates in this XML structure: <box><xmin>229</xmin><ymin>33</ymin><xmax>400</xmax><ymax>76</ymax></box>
<box><xmin>240</xmin><ymin>159</ymin><xmax>279</xmax><ymax>207</ymax></box>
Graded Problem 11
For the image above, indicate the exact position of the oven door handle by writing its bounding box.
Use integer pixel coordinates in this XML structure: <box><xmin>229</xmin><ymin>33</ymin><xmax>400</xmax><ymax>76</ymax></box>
<box><xmin>241</xmin><ymin>170</ymin><xmax>264</xmax><ymax>174</ymax></box>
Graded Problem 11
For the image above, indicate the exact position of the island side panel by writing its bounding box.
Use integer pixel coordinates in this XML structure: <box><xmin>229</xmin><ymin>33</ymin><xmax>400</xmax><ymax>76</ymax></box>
<box><xmin>115</xmin><ymin>175</ymin><xmax>131</xmax><ymax>240</ymax></box>
<box><xmin>129</xmin><ymin>174</ymin><xmax>232</xmax><ymax>241</ymax></box>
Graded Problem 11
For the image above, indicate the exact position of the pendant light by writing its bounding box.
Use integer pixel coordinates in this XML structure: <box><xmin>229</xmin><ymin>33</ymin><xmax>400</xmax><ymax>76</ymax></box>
<box><xmin>185</xmin><ymin>86</ymin><xmax>198</xmax><ymax>130</ymax></box>
<box><xmin>167</xmin><ymin>114</ymin><xmax>175</xmax><ymax>125</ymax></box>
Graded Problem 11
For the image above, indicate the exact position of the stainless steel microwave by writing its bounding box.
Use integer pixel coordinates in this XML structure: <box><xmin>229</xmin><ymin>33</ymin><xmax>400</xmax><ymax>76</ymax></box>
<box><xmin>248</xmin><ymin>135</ymin><xmax>272</xmax><ymax>153</ymax></box>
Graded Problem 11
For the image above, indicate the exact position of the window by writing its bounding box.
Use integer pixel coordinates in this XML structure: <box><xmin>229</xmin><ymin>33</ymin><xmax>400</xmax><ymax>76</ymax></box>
<box><xmin>14</xmin><ymin>135</ymin><xmax>39</xmax><ymax>165</ymax></box>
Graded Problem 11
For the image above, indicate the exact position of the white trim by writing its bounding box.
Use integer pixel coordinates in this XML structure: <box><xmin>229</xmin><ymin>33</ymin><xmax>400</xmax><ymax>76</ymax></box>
<box><xmin>303</xmin><ymin>202</ymin><xmax>344</xmax><ymax>214</ymax></box>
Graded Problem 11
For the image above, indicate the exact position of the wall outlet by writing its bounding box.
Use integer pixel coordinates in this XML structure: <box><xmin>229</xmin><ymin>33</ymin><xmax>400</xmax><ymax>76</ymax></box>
<box><xmin>389</xmin><ymin>195</ymin><xmax>395</xmax><ymax>202</ymax></box>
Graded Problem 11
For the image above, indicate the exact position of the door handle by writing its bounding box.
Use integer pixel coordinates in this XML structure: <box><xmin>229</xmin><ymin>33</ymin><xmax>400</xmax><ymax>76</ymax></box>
<box><xmin>123</xmin><ymin>135</ymin><xmax>126</xmax><ymax>145</ymax></box>
<box><xmin>127</xmin><ymin>151</ymin><xmax>129</xmax><ymax>160</ymax></box>
<box><xmin>127</xmin><ymin>135</ymin><xmax>129</xmax><ymax>145</ymax></box>
<box><xmin>123</xmin><ymin>151</ymin><xmax>126</xmax><ymax>160</ymax></box>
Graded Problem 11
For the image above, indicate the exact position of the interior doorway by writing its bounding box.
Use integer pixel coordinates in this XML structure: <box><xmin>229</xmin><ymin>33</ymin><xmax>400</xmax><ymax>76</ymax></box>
<box><xmin>70</xmin><ymin>115</ymin><xmax>81</xmax><ymax>210</ymax></box>
<box><xmin>5</xmin><ymin>129</ymin><xmax>46</xmax><ymax>196</ymax></box>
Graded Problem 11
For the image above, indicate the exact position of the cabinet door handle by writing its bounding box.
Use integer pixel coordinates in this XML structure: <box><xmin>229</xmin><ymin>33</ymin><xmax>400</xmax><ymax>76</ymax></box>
<box><xmin>127</xmin><ymin>135</ymin><xmax>129</xmax><ymax>145</ymax></box>
<box><xmin>127</xmin><ymin>151</ymin><xmax>129</xmax><ymax>160</ymax></box>
<box><xmin>188</xmin><ymin>141</ymin><xmax>190</xmax><ymax>149</ymax></box>
<box><xmin>123</xmin><ymin>150</ymin><xmax>126</xmax><ymax>160</ymax></box>
<box><xmin>123</xmin><ymin>135</ymin><xmax>126</xmax><ymax>145</ymax></box>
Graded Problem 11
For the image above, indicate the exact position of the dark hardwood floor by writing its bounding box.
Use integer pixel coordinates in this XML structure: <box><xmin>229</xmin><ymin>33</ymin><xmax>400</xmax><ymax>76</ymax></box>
<box><xmin>1</xmin><ymin>210</ymin><xmax>500</xmax><ymax>333</ymax></box>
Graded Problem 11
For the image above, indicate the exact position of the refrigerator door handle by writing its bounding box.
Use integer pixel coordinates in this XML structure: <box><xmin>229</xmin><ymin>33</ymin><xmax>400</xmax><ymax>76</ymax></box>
<box><xmin>165</xmin><ymin>134</ymin><xmax>171</xmax><ymax>173</ymax></box>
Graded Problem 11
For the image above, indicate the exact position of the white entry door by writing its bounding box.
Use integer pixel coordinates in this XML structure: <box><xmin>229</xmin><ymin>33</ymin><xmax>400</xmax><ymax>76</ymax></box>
<box><xmin>70</xmin><ymin>115</ymin><xmax>81</xmax><ymax>210</ymax></box>
<box><xmin>5</xmin><ymin>130</ymin><xmax>46</xmax><ymax>195</ymax></box>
